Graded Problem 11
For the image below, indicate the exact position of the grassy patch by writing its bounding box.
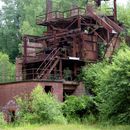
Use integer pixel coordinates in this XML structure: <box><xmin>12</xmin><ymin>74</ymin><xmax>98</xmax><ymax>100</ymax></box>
<box><xmin>1</xmin><ymin>124</ymin><xmax>130</xmax><ymax>130</ymax></box>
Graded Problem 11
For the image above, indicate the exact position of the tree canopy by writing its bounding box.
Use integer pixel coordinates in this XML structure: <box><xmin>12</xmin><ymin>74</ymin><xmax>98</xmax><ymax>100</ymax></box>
<box><xmin>0</xmin><ymin>52</ymin><xmax>15</xmax><ymax>82</ymax></box>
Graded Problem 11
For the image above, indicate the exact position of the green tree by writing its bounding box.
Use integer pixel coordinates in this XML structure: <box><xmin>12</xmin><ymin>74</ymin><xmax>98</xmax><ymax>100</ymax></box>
<box><xmin>0</xmin><ymin>0</ymin><xmax>22</xmax><ymax>62</ymax></box>
<box><xmin>0</xmin><ymin>52</ymin><xmax>15</xmax><ymax>82</ymax></box>
<box><xmin>117</xmin><ymin>2</ymin><xmax>130</xmax><ymax>36</ymax></box>
<box><xmin>20</xmin><ymin>0</ymin><xmax>44</xmax><ymax>35</ymax></box>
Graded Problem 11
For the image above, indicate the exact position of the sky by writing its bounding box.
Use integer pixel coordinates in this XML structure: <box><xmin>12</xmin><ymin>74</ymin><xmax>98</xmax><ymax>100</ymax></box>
<box><xmin>116</xmin><ymin>0</ymin><xmax>128</xmax><ymax>6</ymax></box>
<box><xmin>0</xmin><ymin>0</ymin><xmax>128</xmax><ymax>10</ymax></box>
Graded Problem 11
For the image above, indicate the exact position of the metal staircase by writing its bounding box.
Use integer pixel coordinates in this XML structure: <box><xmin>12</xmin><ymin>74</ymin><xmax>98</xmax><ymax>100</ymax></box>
<box><xmin>87</xmin><ymin>6</ymin><xmax>123</xmax><ymax>34</ymax></box>
<box><xmin>36</xmin><ymin>48</ymin><xmax>60</xmax><ymax>79</ymax></box>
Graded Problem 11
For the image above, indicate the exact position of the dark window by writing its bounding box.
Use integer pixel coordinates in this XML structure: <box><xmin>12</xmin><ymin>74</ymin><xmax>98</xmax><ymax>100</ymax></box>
<box><xmin>44</xmin><ymin>86</ymin><xmax>52</xmax><ymax>93</ymax></box>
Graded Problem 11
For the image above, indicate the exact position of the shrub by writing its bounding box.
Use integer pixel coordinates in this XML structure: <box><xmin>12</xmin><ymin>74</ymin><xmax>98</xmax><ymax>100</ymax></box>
<box><xmin>0</xmin><ymin>112</ymin><xmax>6</xmax><ymax>127</ymax></box>
<box><xmin>82</xmin><ymin>60</ymin><xmax>109</xmax><ymax>95</ymax></box>
<box><xmin>82</xmin><ymin>45</ymin><xmax>130</xmax><ymax>124</ymax></box>
<box><xmin>97</xmin><ymin>46</ymin><xmax>130</xmax><ymax>124</ymax></box>
<box><xmin>16</xmin><ymin>85</ymin><xmax>66</xmax><ymax>124</ymax></box>
<box><xmin>62</xmin><ymin>95</ymin><xmax>97</xmax><ymax>123</ymax></box>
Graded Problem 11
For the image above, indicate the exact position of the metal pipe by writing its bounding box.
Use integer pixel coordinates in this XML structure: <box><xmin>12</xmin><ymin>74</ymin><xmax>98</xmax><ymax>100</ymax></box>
<box><xmin>114</xmin><ymin>0</ymin><xmax>117</xmax><ymax>20</ymax></box>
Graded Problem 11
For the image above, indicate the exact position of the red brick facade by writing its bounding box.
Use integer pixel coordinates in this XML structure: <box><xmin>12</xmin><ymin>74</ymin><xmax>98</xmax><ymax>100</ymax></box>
<box><xmin>0</xmin><ymin>81</ymin><xmax>85</xmax><ymax>110</ymax></box>
<box><xmin>0</xmin><ymin>81</ymin><xmax>63</xmax><ymax>109</ymax></box>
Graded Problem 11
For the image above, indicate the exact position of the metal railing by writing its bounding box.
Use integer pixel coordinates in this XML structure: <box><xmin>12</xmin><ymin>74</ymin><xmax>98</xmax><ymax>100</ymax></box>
<box><xmin>36</xmin><ymin>7</ymin><xmax>86</xmax><ymax>24</ymax></box>
<box><xmin>0</xmin><ymin>69</ymin><xmax>62</xmax><ymax>83</ymax></box>
<box><xmin>0</xmin><ymin>67</ymin><xmax>79</xmax><ymax>83</ymax></box>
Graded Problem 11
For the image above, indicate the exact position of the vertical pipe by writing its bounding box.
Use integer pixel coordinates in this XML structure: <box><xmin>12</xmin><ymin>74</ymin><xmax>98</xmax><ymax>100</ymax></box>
<box><xmin>46</xmin><ymin>0</ymin><xmax>52</xmax><ymax>14</ymax></box>
<box><xmin>114</xmin><ymin>0</ymin><xmax>117</xmax><ymax>20</ymax></box>
<box><xmin>59</xmin><ymin>60</ymin><xmax>63</xmax><ymax>79</ymax></box>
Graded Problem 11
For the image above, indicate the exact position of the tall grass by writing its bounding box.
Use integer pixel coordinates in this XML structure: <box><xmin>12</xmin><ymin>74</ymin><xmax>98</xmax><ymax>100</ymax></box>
<box><xmin>2</xmin><ymin>124</ymin><xmax>130</xmax><ymax>130</ymax></box>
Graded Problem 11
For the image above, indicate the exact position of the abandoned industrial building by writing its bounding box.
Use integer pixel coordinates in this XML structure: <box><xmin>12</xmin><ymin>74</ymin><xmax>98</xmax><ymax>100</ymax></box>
<box><xmin>0</xmin><ymin>0</ymin><xmax>123</xmax><ymax>122</ymax></box>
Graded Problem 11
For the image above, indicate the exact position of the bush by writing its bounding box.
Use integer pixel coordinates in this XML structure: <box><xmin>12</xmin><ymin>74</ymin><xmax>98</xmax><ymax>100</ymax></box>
<box><xmin>62</xmin><ymin>95</ymin><xmax>97</xmax><ymax>123</ymax></box>
<box><xmin>82</xmin><ymin>60</ymin><xmax>108</xmax><ymax>95</ymax></box>
<box><xmin>82</xmin><ymin>45</ymin><xmax>130</xmax><ymax>124</ymax></box>
<box><xmin>16</xmin><ymin>85</ymin><xmax>66</xmax><ymax>124</ymax></box>
<box><xmin>0</xmin><ymin>112</ymin><xmax>6</xmax><ymax>127</ymax></box>
<box><xmin>97</xmin><ymin>46</ymin><xmax>130</xmax><ymax>124</ymax></box>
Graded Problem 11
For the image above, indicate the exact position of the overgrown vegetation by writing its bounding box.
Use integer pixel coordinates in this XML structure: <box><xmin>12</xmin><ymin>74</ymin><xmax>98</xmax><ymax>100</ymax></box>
<box><xmin>83</xmin><ymin>45</ymin><xmax>130</xmax><ymax>124</ymax></box>
<box><xmin>63</xmin><ymin>95</ymin><xmax>97</xmax><ymax>123</ymax></box>
<box><xmin>14</xmin><ymin>85</ymin><xmax>98</xmax><ymax>125</ymax></box>
<box><xmin>0</xmin><ymin>112</ymin><xmax>6</xmax><ymax>127</ymax></box>
<box><xmin>16</xmin><ymin>85</ymin><xmax>66</xmax><ymax>124</ymax></box>
<box><xmin>1</xmin><ymin>45</ymin><xmax>130</xmax><ymax>126</ymax></box>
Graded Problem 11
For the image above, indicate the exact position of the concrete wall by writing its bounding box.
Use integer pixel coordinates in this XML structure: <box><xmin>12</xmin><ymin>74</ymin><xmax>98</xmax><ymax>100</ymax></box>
<box><xmin>0</xmin><ymin>81</ymin><xmax>63</xmax><ymax>109</ymax></box>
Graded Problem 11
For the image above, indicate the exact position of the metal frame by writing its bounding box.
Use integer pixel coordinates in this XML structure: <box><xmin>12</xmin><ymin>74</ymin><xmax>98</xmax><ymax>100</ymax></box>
<box><xmin>16</xmin><ymin>0</ymin><xmax>123</xmax><ymax>82</ymax></box>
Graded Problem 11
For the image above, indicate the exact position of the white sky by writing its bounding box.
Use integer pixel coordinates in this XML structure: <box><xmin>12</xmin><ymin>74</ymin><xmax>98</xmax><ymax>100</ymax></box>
<box><xmin>115</xmin><ymin>0</ymin><xmax>128</xmax><ymax>6</ymax></box>
<box><xmin>0</xmin><ymin>0</ymin><xmax>128</xmax><ymax>10</ymax></box>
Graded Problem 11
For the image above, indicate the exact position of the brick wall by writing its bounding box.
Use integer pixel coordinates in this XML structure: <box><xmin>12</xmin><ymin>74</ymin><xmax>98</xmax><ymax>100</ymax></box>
<box><xmin>0</xmin><ymin>81</ymin><xmax>63</xmax><ymax>109</ymax></box>
<box><xmin>73</xmin><ymin>82</ymin><xmax>86</xmax><ymax>96</ymax></box>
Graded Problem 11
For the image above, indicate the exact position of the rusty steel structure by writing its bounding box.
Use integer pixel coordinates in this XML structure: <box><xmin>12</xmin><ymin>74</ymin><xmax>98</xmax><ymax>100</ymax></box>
<box><xmin>16</xmin><ymin>0</ymin><xmax>123</xmax><ymax>81</ymax></box>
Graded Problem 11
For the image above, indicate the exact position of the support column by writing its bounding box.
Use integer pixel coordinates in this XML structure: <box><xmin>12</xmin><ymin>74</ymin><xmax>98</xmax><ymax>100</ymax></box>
<box><xmin>73</xmin><ymin>36</ymin><xmax>77</xmax><ymax>57</ymax></box>
<box><xmin>54</xmin><ymin>67</ymin><xmax>57</xmax><ymax>79</ymax></box>
<box><xmin>114</xmin><ymin>0</ymin><xmax>117</xmax><ymax>20</ymax></box>
<box><xmin>59</xmin><ymin>60</ymin><xmax>63</xmax><ymax>79</ymax></box>
<box><xmin>73</xmin><ymin>63</ymin><xmax>77</xmax><ymax>79</ymax></box>
<box><xmin>16</xmin><ymin>58</ymin><xmax>23</xmax><ymax>81</ymax></box>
